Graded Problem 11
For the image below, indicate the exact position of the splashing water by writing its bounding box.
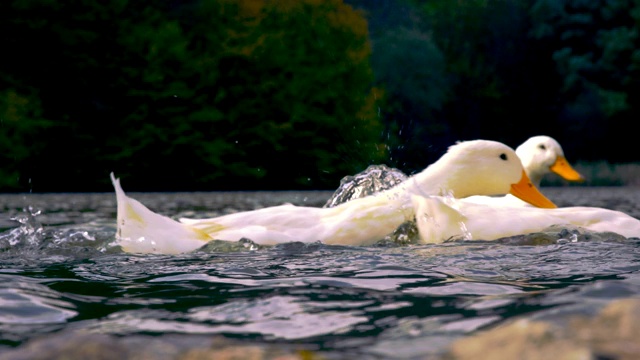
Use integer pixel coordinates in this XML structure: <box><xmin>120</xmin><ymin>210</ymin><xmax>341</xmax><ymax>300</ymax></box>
<box><xmin>0</xmin><ymin>201</ymin><xmax>120</xmax><ymax>263</ymax></box>
<box><xmin>440</xmin><ymin>190</ymin><xmax>473</xmax><ymax>241</ymax></box>
<box><xmin>0</xmin><ymin>206</ymin><xmax>43</xmax><ymax>249</ymax></box>
<box><xmin>326</xmin><ymin>167</ymin><xmax>476</xmax><ymax>243</ymax></box>
<box><xmin>324</xmin><ymin>164</ymin><xmax>407</xmax><ymax>208</ymax></box>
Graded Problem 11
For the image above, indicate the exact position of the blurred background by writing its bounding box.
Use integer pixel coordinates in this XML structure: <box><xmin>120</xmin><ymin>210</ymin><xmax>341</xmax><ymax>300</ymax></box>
<box><xmin>1</xmin><ymin>0</ymin><xmax>639</xmax><ymax>192</ymax></box>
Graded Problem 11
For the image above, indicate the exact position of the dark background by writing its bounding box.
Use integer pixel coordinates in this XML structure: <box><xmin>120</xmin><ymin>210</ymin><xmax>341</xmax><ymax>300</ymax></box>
<box><xmin>2</xmin><ymin>0</ymin><xmax>638</xmax><ymax>192</ymax></box>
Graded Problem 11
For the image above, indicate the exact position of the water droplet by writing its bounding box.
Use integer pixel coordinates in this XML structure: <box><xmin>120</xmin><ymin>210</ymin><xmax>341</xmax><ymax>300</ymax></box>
<box><xmin>458</xmin><ymin>221</ymin><xmax>472</xmax><ymax>240</ymax></box>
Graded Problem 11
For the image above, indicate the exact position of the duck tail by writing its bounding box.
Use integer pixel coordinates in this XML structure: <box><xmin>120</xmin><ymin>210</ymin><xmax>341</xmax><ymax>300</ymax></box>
<box><xmin>110</xmin><ymin>173</ymin><xmax>211</xmax><ymax>254</ymax></box>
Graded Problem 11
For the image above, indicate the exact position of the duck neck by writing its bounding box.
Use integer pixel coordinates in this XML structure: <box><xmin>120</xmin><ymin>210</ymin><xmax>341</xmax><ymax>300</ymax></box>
<box><xmin>526</xmin><ymin>169</ymin><xmax>544</xmax><ymax>188</ymax></box>
<box><xmin>383</xmin><ymin>162</ymin><xmax>459</xmax><ymax>199</ymax></box>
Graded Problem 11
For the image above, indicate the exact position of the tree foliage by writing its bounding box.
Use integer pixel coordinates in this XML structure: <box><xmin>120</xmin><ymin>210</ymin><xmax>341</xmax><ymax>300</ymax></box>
<box><xmin>349</xmin><ymin>0</ymin><xmax>640</xmax><ymax>171</ymax></box>
<box><xmin>3</xmin><ymin>0</ymin><xmax>640</xmax><ymax>192</ymax></box>
<box><xmin>0</xmin><ymin>0</ymin><xmax>385</xmax><ymax>192</ymax></box>
<box><xmin>371</xmin><ymin>27</ymin><xmax>452</xmax><ymax>172</ymax></box>
<box><xmin>416</xmin><ymin>0</ymin><xmax>562</xmax><ymax>142</ymax></box>
<box><xmin>529</xmin><ymin>0</ymin><xmax>640</xmax><ymax>160</ymax></box>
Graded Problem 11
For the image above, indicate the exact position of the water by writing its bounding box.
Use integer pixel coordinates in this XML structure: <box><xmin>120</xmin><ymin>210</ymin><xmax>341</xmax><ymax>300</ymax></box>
<box><xmin>1</xmin><ymin>187</ymin><xmax>640</xmax><ymax>359</ymax></box>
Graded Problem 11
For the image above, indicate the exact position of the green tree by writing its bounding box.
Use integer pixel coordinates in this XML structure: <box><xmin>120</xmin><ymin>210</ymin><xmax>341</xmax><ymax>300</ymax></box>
<box><xmin>0</xmin><ymin>88</ymin><xmax>53</xmax><ymax>190</ymax></box>
<box><xmin>529</xmin><ymin>0</ymin><xmax>640</xmax><ymax>161</ymax></box>
<box><xmin>371</xmin><ymin>27</ymin><xmax>452</xmax><ymax>172</ymax></box>
<box><xmin>0</xmin><ymin>0</ymin><xmax>385</xmax><ymax>191</ymax></box>
<box><xmin>416</xmin><ymin>0</ymin><xmax>561</xmax><ymax>145</ymax></box>
<box><xmin>201</xmin><ymin>0</ymin><xmax>386</xmax><ymax>189</ymax></box>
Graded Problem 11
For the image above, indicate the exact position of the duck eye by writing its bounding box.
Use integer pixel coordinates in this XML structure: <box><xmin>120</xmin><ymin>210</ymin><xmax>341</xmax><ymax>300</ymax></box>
<box><xmin>538</xmin><ymin>144</ymin><xmax>546</xmax><ymax>150</ymax></box>
<box><xmin>499</xmin><ymin>153</ymin><xmax>508</xmax><ymax>161</ymax></box>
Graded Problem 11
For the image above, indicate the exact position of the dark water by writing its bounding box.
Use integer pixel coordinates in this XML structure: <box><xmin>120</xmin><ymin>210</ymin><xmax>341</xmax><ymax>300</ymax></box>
<box><xmin>1</xmin><ymin>187</ymin><xmax>640</xmax><ymax>359</ymax></box>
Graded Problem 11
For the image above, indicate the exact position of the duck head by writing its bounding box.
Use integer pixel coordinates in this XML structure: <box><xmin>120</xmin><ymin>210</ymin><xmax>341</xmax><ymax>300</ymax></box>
<box><xmin>516</xmin><ymin>135</ymin><xmax>585</xmax><ymax>186</ymax></box>
<box><xmin>420</xmin><ymin>140</ymin><xmax>557</xmax><ymax>208</ymax></box>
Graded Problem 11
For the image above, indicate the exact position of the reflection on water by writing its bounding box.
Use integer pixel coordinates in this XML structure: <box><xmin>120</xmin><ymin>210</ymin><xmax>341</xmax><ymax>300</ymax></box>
<box><xmin>0</xmin><ymin>188</ymin><xmax>639</xmax><ymax>359</ymax></box>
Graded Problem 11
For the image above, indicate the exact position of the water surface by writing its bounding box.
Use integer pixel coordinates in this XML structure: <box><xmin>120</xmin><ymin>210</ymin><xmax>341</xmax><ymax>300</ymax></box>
<box><xmin>1</xmin><ymin>187</ymin><xmax>639</xmax><ymax>359</ymax></box>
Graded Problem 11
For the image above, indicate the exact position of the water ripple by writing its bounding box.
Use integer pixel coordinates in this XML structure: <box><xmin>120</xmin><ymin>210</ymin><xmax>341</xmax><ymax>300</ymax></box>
<box><xmin>1</xmin><ymin>190</ymin><xmax>640</xmax><ymax>357</ymax></box>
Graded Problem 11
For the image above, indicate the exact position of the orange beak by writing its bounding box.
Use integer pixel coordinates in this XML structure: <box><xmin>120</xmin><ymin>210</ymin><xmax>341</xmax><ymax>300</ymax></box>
<box><xmin>550</xmin><ymin>156</ymin><xmax>585</xmax><ymax>182</ymax></box>
<box><xmin>510</xmin><ymin>170</ymin><xmax>557</xmax><ymax>208</ymax></box>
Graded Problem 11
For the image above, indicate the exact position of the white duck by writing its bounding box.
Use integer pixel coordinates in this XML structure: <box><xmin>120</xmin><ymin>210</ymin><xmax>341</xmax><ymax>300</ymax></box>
<box><xmin>464</xmin><ymin>135</ymin><xmax>585</xmax><ymax>207</ymax></box>
<box><xmin>517</xmin><ymin>135</ymin><xmax>584</xmax><ymax>186</ymax></box>
<box><xmin>112</xmin><ymin>140</ymin><xmax>556</xmax><ymax>254</ymax></box>
<box><xmin>412</xmin><ymin>194</ymin><xmax>640</xmax><ymax>242</ymax></box>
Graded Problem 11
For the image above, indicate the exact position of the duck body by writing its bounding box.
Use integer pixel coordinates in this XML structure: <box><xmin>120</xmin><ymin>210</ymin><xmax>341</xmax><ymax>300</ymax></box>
<box><xmin>112</xmin><ymin>173</ymin><xmax>415</xmax><ymax>252</ymax></box>
<box><xmin>112</xmin><ymin>140</ymin><xmax>556</xmax><ymax>254</ymax></box>
<box><xmin>412</xmin><ymin>195</ymin><xmax>640</xmax><ymax>243</ymax></box>
<box><xmin>180</xmin><ymin>193</ymin><xmax>413</xmax><ymax>247</ymax></box>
